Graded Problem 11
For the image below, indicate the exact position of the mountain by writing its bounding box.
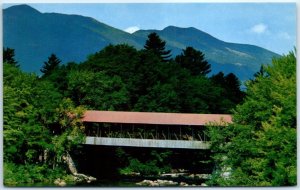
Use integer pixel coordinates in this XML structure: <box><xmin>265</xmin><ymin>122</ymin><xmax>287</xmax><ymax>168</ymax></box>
<box><xmin>3</xmin><ymin>4</ymin><xmax>280</xmax><ymax>82</ymax></box>
<box><xmin>3</xmin><ymin>4</ymin><xmax>144</xmax><ymax>72</ymax></box>
<box><xmin>134</xmin><ymin>26</ymin><xmax>279</xmax><ymax>82</ymax></box>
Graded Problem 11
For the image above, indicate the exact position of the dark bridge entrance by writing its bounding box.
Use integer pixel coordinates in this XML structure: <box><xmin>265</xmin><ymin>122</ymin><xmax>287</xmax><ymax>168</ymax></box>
<box><xmin>82</xmin><ymin>111</ymin><xmax>232</xmax><ymax>149</ymax></box>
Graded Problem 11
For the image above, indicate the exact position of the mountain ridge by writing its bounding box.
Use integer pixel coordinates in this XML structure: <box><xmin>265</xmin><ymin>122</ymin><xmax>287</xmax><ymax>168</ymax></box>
<box><xmin>3</xmin><ymin>4</ymin><xmax>280</xmax><ymax>82</ymax></box>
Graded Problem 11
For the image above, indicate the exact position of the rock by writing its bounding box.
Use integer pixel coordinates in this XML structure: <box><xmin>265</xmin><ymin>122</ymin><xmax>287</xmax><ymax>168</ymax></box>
<box><xmin>161</xmin><ymin>173</ymin><xmax>178</xmax><ymax>177</ymax></box>
<box><xmin>54</xmin><ymin>179</ymin><xmax>60</xmax><ymax>185</ymax></box>
<box><xmin>201</xmin><ymin>183</ymin><xmax>208</xmax><ymax>186</ymax></box>
<box><xmin>58</xmin><ymin>180</ymin><xmax>66</xmax><ymax>187</ymax></box>
<box><xmin>149</xmin><ymin>181</ymin><xmax>159</xmax><ymax>186</ymax></box>
<box><xmin>137</xmin><ymin>179</ymin><xmax>178</xmax><ymax>186</ymax></box>
<box><xmin>178</xmin><ymin>169</ymin><xmax>186</xmax><ymax>172</ymax></box>
<box><xmin>136</xmin><ymin>179</ymin><xmax>153</xmax><ymax>186</ymax></box>
<box><xmin>195</xmin><ymin>174</ymin><xmax>210</xmax><ymax>179</ymax></box>
<box><xmin>180</xmin><ymin>182</ymin><xmax>187</xmax><ymax>186</ymax></box>
<box><xmin>168</xmin><ymin>180</ymin><xmax>178</xmax><ymax>185</ymax></box>
<box><xmin>54</xmin><ymin>178</ymin><xmax>66</xmax><ymax>187</ymax></box>
<box><xmin>88</xmin><ymin>176</ymin><xmax>97</xmax><ymax>181</ymax></box>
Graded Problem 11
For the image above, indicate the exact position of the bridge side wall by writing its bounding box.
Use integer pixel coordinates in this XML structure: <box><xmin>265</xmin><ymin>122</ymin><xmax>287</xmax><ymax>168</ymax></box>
<box><xmin>85</xmin><ymin>136</ymin><xmax>210</xmax><ymax>149</ymax></box>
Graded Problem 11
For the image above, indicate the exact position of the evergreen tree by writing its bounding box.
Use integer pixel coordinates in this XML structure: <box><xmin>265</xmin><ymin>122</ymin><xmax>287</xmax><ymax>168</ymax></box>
<box><xmin>210</xmin><ymin>72</ymin><xmax>226</xmax><ymax>86</ymax></box>
<box><xmin>175</xmin><ymin>46</ymin><xmax>211</xmax><ymax>76</ymax></box>
<box><xmin>40</xmin><ymin>54</ymin><xmax>61</xmax><ymax>76</ymax></box>
<box><xmin>3</xmin><ymin>47</ymin><xmax>19</xmax><ymax>67</ymax></box>
<box><xmin>210</xmin><ymin>72</ymin><xmax>244</xmax><ymax>111</ymax></box>
<box><xmin>224</xmin><ymin>73</ymin><xmax>245</xmax><ymax>104</ymax></box>
<box><xmin>144</xmin><ymin>32</ymin><xmax>171</xmax><ymax>62</ymax></box>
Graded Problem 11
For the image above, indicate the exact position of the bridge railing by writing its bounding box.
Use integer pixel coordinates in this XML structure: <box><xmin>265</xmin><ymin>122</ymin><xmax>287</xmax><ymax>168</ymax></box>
<box><xmin>85</xmin><ymin>123</ymin><xmax>209</xmax><ymax>142</ymax></box>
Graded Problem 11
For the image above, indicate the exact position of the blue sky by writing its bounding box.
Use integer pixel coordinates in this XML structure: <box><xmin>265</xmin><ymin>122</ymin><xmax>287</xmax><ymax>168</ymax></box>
<box><xmin>3</xmin><ymin>3</ymin><xmax>296</xmax><ymax>55</ymax></box>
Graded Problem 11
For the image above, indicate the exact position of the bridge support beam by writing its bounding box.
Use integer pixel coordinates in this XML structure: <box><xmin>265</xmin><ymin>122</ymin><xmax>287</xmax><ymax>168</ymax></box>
<box><xmin>85</xmin><ymin>136</ymin><xmax>210</xmax><ymax>150</ymax></box>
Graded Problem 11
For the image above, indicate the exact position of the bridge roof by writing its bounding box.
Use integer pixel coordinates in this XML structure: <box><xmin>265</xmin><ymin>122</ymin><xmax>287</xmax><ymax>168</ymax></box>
<box><xmin>82</xmin><ymin>111</ymin><xmax>232</xmax><ymax>126</ymax></box>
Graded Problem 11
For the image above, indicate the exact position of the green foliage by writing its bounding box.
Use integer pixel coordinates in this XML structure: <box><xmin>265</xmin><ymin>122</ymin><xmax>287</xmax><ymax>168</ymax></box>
<box><xmin>120</xmin><ymin>159</ymin><xmax>161</xmax><ymax>176</ymax></box>
<box><xmin>144</xmin><ymin>32</ymin><xmax>172</xmax><ymax>62</ymax></box>
<box><xmin>4</xmin><ymin>162</ymin><xmax>72</xmax><ymax>186</ymax></box>
<box><xmin>134</xmin><ymin>82</ymin><xmax>180</xmax><ymax>112</ymax></box>
<box><xmin>118</xmin><ymin>150</ymin><xmax>172</xmax><ymax>176</ymax></box>
<box><xmin>210</xmin><ymin>72</ymin><xmax>245</xmax><ymax>111</ymax></box>
<box><xmin>208</xmin><ymin>51</ymin><xmax>296</xmax><ymax>186</ymax></box>
<box><xmin>80</xmin><ymin>42</ymin><xmax>243</xmax><ymax>114</ymax></box>
<box><xmin>175</xmin><ymin>46</ymin><xmax>211</xmax><ymax>76</ymax></box>
<box><xmin>66</xmin><ymin>70</ymin><xmax>129</xmax><ymax>110</ymax></box>
<box><xmin>3</xmin><ymin>47</ymin><xmax>19</xmax><ymax>67</ymax></box>
<box><xmin>3</xmin><ymin>63</ymin><xmax>51</xmax><ymax>163</ymax></box>
<box><xmin>3</xmin><ymin>63</ymin><xmax>86</xmax><ymax>185</ymax></box>
<box><xmin>40</xmin><ymin>53</ymin><xmax>61</xmax><ymax>77</ymax></box>
<box><xmin>52</xmin><ymin>98</ymin><xmax>86</xmax><ymax>157</ymax></box>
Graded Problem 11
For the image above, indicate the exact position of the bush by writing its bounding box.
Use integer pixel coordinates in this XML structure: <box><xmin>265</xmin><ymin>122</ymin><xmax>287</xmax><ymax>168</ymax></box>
<box><xmin>4</xmin><ymin>162</ymin><xmax>70</xmax><ymax>186</ymax></box>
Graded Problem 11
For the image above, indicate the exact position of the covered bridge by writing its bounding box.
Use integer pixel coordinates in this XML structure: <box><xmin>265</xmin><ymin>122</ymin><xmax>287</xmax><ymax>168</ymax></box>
<box><xmin>82</xmin><ymin>111</ymin><xmax>232</xmax><ymax>149</ymax></box>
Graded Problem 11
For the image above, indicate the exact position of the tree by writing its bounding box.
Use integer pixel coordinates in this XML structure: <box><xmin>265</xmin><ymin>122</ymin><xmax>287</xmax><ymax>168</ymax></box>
<box><xmin>40</xmin><ymin>54</ymin><xmax>61</xmax><ymax>76</ymax></box>
<box><xmin>3</xmin><ymin>47</ymin><xmax>19</xmax><ymax>67</ymax></box>
<box><xmin>208</xmin><ymin>51</ymin><xmax>296</xmax><ymax>186</ymax></box>
<box><xmin>3</xmin><ymin>63</ymin><xmax>55</xmax><ymax>164</ymax></box>
<box><xmin>250</xmin><ymin>65</ymin><xmax>268</xmax><ymax>84</ymax></box>
<box><xmin>134</xmin><ymin>82</ymin><xmax>181</xmax><ymax>112</ymax></box>
<box><xmin>84</xmin><ymin>44</ymin><xmax>139</xmax><ymax>76</ymax></box>
<box><xmin>66</xmin><ymin>70</ymin><xmax>129</xmax><ymax>111</ymax></box>
<box><xmin>224</xmin><ymin>73</ymin><xmax>245</xmax><ymax>104</ymax></box>
<box><xmin>3</xmin><ymin>62</ymin><xmax>92</xmax><ymax>185</ymax></box>
<box><xmin>144</xmin><ymin>32</ymin><xmax>171</xmax><ymax>62</ymax></box>
<box><xmin>253</xmin><ymin>65</ymin><xmax>267</xmax><ymax>78</ymax></box>
<box><xmin>210</xmin><ymin>72</ymin><xmax>244</xmax><ymax>111</ymax></box>
<box><xmin>175</xmin><ymin>46</ymin><xmax>211</xmax><ymax>76</ymax></box>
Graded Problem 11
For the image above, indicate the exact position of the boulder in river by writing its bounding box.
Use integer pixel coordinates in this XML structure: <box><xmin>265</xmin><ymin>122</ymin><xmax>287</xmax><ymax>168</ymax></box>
<box><xmin>136</xmin><ymin>179</ymin><xmax>178</xmax><ymax>186</ymax></box>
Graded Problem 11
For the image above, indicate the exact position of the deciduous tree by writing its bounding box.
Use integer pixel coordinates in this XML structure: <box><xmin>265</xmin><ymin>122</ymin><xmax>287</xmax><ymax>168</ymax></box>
<box><xmin>208</xmin><ymin>51</ymin><xmax>296</xmax><ymax>186</ymax></box>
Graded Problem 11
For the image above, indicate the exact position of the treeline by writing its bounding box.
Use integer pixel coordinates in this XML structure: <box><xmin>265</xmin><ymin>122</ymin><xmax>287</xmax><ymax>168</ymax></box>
<box><xmin>37</xmin><ymin>32</ymin><xmax>244</xmax><ymax>113</ymax></box>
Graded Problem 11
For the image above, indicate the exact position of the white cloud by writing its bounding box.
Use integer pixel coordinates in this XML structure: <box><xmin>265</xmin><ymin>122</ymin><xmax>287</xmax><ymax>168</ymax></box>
<box><xmin>124</xmin><ymin>26</ymin><xmax>140</xmax><ymax>34</ymax></box>
<box><xmin>250</xmin><ymin>23</ymin><xmax>268</xmax><ymax>34</ymax></box>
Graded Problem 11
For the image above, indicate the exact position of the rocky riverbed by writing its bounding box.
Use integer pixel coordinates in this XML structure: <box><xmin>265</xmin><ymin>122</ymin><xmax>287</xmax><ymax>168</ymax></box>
<box><xmin>135</xmin><ymin>171</ymin><xmax>210</xmax><ymax>187</ymax></box>
<box><xmin>136</xmin><ymin>179</ymin><xmax>208</xmax><ymax>187</ymax></box>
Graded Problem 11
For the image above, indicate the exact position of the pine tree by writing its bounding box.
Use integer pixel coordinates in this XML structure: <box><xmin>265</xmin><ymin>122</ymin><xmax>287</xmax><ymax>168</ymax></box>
<box><xmin>144</xmin><ymin>32</ymin><xmax>171</xmax><ymax>62</ymax></box>
<box><xmin>40</xmin><ymin>54</ymin><xmax>61</xmax><ymax>76</ymax></box>
<box><xmin>175</xmin><ymin>46</ymin><xmax>211</xmax><ymax>76</ymax></box>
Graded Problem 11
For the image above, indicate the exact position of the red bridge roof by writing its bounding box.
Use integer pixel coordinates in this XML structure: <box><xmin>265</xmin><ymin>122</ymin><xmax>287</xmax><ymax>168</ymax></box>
<box><xmin>82</xmin><ymin>111</ymin><xmax>232</xmax><ymax>126</ymax></box>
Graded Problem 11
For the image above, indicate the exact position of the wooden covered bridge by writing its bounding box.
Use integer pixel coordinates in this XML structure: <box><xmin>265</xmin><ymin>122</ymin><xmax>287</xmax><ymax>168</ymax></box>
<box><xmin>82</xmin><ymin>111</ymin><xmax>232</xmax><ymax>150</ymax></box>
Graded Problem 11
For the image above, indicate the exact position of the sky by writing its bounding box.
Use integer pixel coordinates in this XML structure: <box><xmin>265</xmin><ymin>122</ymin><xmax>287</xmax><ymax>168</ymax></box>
<box><xmin>2</xmin><ymin>2</ymin><xmax>297</xmax><ymax>55</ymax></box>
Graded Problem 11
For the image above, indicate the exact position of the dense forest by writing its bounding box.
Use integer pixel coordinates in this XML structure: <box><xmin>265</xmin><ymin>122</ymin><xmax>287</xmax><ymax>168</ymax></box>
<box><xmin>3</xmin><ymin>33</ymin><xmax>296</xmax><ymax>186</ymax></box>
